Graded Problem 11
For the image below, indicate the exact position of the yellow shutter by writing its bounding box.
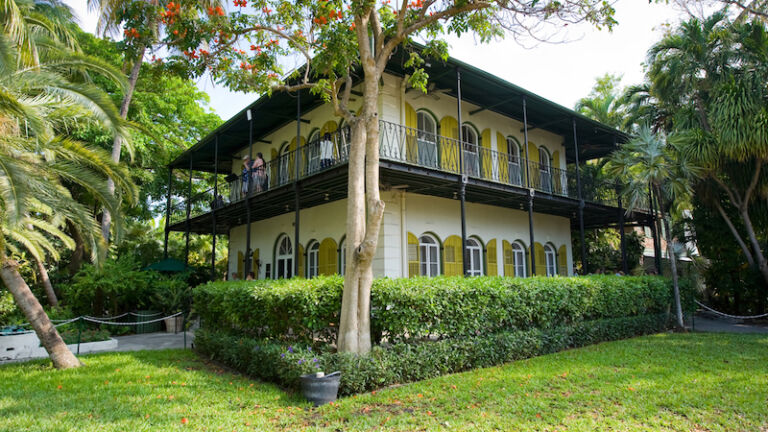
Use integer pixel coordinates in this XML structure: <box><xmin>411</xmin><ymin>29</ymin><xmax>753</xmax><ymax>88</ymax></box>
<box><xmin>440</xmin><ymin>116</ymin><xmax>459</xmax><ymax>172</ymax></box>
<box><xmin>318</xmin><ymin>238</ymin><xmax>338</xmax><ymax>275</ymax></box>
<box><xmin>526</xmin><ymin>245</ymin><xmax>532</xmax><ymax>277</ymax></box>
<box><xmin>502</xmin><ymin>240</ymin><xmax>514</xmax><ymax>277</ymax></box>
<box><xmin>237</xmin><ymin>251</ymin><xmax>244</xmax><ymax>279</ymax></box>
<box><xmin>320</xmin><ymin>120</ymin><xmax>338</xmax><ymax>135</ymax></box>
<box><xmin>270</xmin><ymin>148</ymin><xmax>278</xmax><ymax>187</ymax></box>
<box><xmin>288</xmin><ymin>136</ymin><xmax>306</xmax><ymax>180</ymax></box>
<box><xmin>558</xmin><ymin>245</ymin><xmax>567</xmax><ymax>276</ymax></box>
<box><xmin>407</xmin><ymin>232</ymin><xmax>419</xmax><ymax>277</ymax></box>
<box><xmin>443</xmin><ymin>235</ymin><xmax>463</xmax><ymax>276</ymax></box>
<box><xmin>496</xmin><ymin>132</ymin><xmax>509</xmax><ymax>183</ymax></box>
<box><xmin>551</xmin><ymin>150</ymin><xmax>562</xmax><ymax>192</ymax></box>
<box><xmin>534</xmin><ymin>242</ymin><xmax>546</xmax><ymax>276</ymax></box>
<box><xmin>487</xmin><ymin>239</ymin><xmax>497</xmax><ymax>276</ymax></box>
<box><xmin>480</xmin><ymin>128</ymin><xmax>493</xmax><ymax>180</ymax></box>
<box><xmin>527</xmin><ymin>141</ymin><xmax>539</xmax><ymax>164</ymax></box>
<box><xmin>405</xmin><ymin>102</ymin><xmax>418</xmax><ymax>162</ymax></box>
<box><xmin>551</xmin><ymin>150</ymin><xmax>561</xmax><ymax>170</ymax></box>
<box><xmin>297</xmin><ymin>243</ymin><xmax>305</xmax><ymax>278</ymax></box>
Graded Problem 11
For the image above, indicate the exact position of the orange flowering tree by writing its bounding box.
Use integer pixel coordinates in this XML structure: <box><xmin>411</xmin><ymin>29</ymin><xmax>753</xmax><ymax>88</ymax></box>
<box><xmin>165</xmin><ymin>0</ymin><xmax>617</xmax><ymax>354</ymax></box>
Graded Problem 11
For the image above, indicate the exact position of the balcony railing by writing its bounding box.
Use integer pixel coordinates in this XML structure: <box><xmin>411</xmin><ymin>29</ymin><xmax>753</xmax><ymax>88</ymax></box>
<box><xmin>170</xmin><ymin>120</ymin><xmax>641</xmax><ymax>225</ymax></box>
<box><xmin>379</xmin><ymin>120</ymin><xmax>573</xmax><ymax>198</ymax></box>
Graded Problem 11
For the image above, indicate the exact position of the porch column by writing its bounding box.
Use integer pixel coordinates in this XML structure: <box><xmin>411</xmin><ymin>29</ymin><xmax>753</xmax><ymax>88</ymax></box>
<box><xmin>294</xmin><ymin>91</ymin><xmax>301</xmax><ymax>277</ymax></box>
<box><xmin>211</xmin><ymin>135</ymin><xmax>219</xmax><ymax>280</ymax></box>
<box><xmin>184</xmin><ymin>156</ymin><xmax>192</xmax><ymax>267</ymax></box>
<box><xmin>522</xmin><ymin>95</ymin><xmax>536</xmax><ymax>275</ymax></box>
<box><xmin>163</xmin><ymin>168</ymin><xmax>173</xmax><ymax>259</ymax></box>
<box><xmin>244</xmin><ymin>109</ymin><xmax>253</xmax><ymax>276</ymax></box>
<box><xmin>572</xmin><ymin>118</ymin><xmax>587</xmax><ymax>273</ymax></box>
<box><xmin>617</xmin><ymin>188</ymin><xmax>628</xmax><ymax>274</ymax></box>
<box><xmin>457</xmin><ymin>67</ymin><xmax>468</xmax><ymax>276</ymax></box>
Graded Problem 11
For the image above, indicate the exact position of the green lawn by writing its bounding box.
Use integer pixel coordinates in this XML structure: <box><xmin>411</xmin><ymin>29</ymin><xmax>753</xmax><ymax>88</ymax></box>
<box><xmin>1</xmin><ymin>333</ymin><xmax>766</xmax><ymax>431</ymax></box>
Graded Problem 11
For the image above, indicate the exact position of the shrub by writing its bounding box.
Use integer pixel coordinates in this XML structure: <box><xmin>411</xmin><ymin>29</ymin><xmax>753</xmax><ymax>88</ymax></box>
<box><xmin>194</xmin><ymin>275</ymin><xmax>673</xmax><ymax>343</ymax></box>
<box><xmin>195</xmin><ymin>313</ymin><xmax>669</xmax><ymax>396</ymax></box>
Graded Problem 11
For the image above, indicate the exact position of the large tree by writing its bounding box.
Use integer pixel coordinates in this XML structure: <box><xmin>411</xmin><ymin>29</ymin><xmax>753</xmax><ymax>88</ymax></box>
<box><xmin>643</xmin><ymin>13</ymin><xmax>768</xmax><ymax>287</ymax></box>
<box><xmin>161</xmin><ymin>0</ymin><xmax>617</xmax><ymax>353</ymax></box>
<box><xmin>88</xmin><ymin>0</ymin><xmax>221</xmax><ymax>243</ymax></box>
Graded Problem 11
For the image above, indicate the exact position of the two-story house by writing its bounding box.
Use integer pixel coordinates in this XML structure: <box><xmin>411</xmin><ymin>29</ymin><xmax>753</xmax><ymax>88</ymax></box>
<box><xmin>164</xmin><ymin>49</ymin><xmax>656</xmax><ymax>280</ymax></box>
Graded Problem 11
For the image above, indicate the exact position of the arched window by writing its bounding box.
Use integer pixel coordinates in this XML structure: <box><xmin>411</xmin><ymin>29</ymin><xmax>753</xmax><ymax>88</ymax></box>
<box><xmin>544</xmin><ymin>243</ymin><xmax>557</xmax><ymax>276</ymax></box>
<box><xmin>461</xmin><ymin>124</ymin><xmax>479</xmax><ymax>176</ymax></box>
<box><xmin>416</xmin><ymin>111</ymin><xmax>438</xmax><ymax>167</ymax></box>
<box><xmin>538</xmin><ymin>146</ymin><xmax>551</xmax><ymax>192</ymax></box>
<box><xmin>466</xmin><ymin>238</ymin><xmax>483</xmax><ymax>276</ymax></box>
<box><xmin>512</xmin><ymin>241</ymin><xmax>526</xmax><ymax>277</ymax></box>
<box><xmin>275</xmin><ymin>235</ymin><xmax>293</xmax><ymax>279</ymax></box>
<box><xmin>339</xmin><ymin>238</ymin><xmax>346</xmax><ymax>276</ymax></box>
<box><xmin>278</xmin><ymin>142</ymin><xmax>291</xmax><ymax>186</ymax></box>
<box><xmin>419</xmin><ymin>234</ymin><xmax>440</xmax><ymax>277</ymax></box>
<box><xmin>307</xmin><ymin>241</ymin><xmax>319</xmax><ymax>278</ymax></box>
<box><xmin>507</xmin><ymin>136</ymin><xmax>522</xmax><ymax>185</ymax></box>
<box><xmin>307</xmin><ymin>130</ymin><xmax>320</xmax><ymax>174</ymax></box>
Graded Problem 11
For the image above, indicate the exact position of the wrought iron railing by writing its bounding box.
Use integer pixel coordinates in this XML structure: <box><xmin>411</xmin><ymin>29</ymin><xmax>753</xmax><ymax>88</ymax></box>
<box><xmin>170</xmin><ymin>119</ymin><xmax>646</xmax><ymax>225</ymax></box>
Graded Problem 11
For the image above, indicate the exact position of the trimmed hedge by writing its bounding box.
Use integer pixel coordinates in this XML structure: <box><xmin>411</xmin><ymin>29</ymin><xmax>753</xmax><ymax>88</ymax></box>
<box><xmin>193</xmin><ymin>275</ymin><xmax>673</xmax><ymax>343</ymax></box>
<box><xmin>195</xmin><ymin>313</ymin><xmax>669</xmax><ymax>396</ymax></box>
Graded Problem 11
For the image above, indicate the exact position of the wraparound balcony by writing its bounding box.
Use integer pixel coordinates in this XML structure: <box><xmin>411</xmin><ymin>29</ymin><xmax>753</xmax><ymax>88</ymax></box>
<box><xmin>168</xmin><ymin>120</ymin><xmax>647</xmax><ymax>231</ymax></box>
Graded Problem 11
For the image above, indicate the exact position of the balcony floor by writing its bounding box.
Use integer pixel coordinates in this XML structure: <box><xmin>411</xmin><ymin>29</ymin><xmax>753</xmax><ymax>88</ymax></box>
<box><xmin>168</xmin><ymin>160</ymin><xmax>651</xmax><ymax>235</ymax></box>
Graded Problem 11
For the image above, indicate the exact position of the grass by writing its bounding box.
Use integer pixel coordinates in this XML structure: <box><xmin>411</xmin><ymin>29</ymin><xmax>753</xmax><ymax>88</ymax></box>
<box><xmin>1</xmin><ymin>333</ymin><xmax>766</xmax><ymax>431</ymax></box>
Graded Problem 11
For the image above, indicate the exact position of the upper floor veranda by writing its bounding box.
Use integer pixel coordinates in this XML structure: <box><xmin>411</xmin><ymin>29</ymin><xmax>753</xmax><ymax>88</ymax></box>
<box><xmin>166</xmin><ymin>50</ymin><xmax>651</xmax><ymax>234</ymax></box>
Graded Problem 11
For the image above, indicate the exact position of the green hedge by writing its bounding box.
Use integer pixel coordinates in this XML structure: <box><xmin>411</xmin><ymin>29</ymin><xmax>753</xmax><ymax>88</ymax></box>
<box><xmin>195</xmin><ymin>313</ymin><xmax>669</xmax><ymax>396</ymax></box>
<box><xmin>193</xmin><ymin>275</ymin><xmax>673</xmax><ymax>343</ymax></box>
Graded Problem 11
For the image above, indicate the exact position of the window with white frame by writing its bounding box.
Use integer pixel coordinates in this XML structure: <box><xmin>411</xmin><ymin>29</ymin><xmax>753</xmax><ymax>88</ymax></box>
<box><xmin>512</xmin><ymin>241</ymin><xmax>526</xmax><ymax>277</ymax></box>
<box><xmin>416</xmin><ymin>111</ymin><xmax>438</xmax><ymax>167</ymax></box>
<box><xmin>419</xmin><ymin>235</ymin><xmax>440</xmax><ymax>277</ymax></box>
<box><xmin>275</xmin><ymin>235</ymin><xmax>293</xmax><ymax>279</ymax></box>
<box><xmin>307</xmin><ymin>241</ymin><xmax>319</xmax><ymax>278</ymax></box>
<box><xmin>544</xmin><ymin>244</ymin><xmax>557</xmax><ymax>276</ymax></box>
<box><xmin>466</xmin><ymin>238</ymin><xmax>483</xmax><ymax>276</ymax></box>
<box><xmin>507</xmin><ymin>137</ymin><xmax>522</xmax><ymax>185</ymax></box>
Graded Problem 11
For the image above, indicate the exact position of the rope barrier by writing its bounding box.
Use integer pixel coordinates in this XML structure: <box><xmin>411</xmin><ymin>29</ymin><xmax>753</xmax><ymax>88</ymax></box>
<box><xmin>695</xmin><ymin>300</ymin><xmax>768</xmax><ymax>320</ymax></box>
<box><xmin>82</xmin><ymin>312</ymin><xmax>183</xmax><ymax>326</ymax></box>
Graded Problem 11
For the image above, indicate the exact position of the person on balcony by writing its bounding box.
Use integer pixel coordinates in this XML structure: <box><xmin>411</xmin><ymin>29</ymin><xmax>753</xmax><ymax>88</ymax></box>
<box><xmin>253</xmin><ymin>152</ymin><xmax>266</xmax><ymax>192</ymax></box>
<box><xmin>242</xmin><ymin>154</ymin><xmax>255</xmax><ymax>194</ymax></box>
<box><xmin>320</xmin><ymin>133</ymin><xmax>335</xmax><ymax>168</ymax></box>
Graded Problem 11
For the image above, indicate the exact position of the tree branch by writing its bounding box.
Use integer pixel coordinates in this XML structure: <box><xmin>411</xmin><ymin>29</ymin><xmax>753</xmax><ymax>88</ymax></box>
<box><xmin>713</xmin><ymin>199</ymin><xmax>755</xmax><ymax>266</ymax></box>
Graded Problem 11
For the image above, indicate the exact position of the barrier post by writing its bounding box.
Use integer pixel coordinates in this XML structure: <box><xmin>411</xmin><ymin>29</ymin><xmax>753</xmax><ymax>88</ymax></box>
<box><xmin>183</xmin><ymin>312</ymin><xmax>187</xmax><ymax>350</ymax></box>
<box><xmin>76</xmin><ymin>317</ymin><xmax>83</xmax><ymax>356</ymax></box>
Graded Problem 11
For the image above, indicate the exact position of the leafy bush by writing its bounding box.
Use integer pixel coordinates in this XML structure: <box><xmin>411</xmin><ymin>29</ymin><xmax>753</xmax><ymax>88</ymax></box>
<box><xmin>0</xmin><ymin>289</ymin><xmax>21</xmax><ymax>326</ymax></box>
<box><xmin>195</xmin><ymin>313</ymin><xmax>669</xmax><ymax>396</ymax></box>
<box><xmin>58</xmin><ymin>328</ymin><xmax>111</xmax><ymax>345</ymax></box>
<box><xmin>194</xmin><ymin>275</ymin><xmax>673</xmax><ymax>343</ymax></box>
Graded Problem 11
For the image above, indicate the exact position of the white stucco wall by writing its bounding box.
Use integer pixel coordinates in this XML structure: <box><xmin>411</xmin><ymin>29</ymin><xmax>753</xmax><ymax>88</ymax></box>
<box><xmin>227</xmin><ymin>190</ymin><xmax>572</xmax><ymax>278</ymax></box>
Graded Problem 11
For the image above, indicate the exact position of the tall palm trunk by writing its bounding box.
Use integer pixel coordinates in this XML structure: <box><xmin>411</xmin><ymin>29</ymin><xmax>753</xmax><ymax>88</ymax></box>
<box><xmin>655</xmin><ymin>184</ymin><xmax>685</xmax><ymax>330</ymax></box>
<box><xmin>34</xmin><ymin>257</ymin><xmax>58</xmax><ymax>307</ymax></box>
<box><xmin>101</xmin><ymin>46</ymin><xmax>145</xmax><ymax>242</ymax></box>
<box><xmin>1</xmin><ymin>256</ymin><xmax>80</xmax><ymax>369</ymax></box>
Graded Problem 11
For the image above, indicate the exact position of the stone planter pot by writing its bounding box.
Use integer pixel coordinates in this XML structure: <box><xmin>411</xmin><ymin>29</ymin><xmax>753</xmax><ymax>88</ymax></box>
<box><xmin>300</xmin><ymin>371</ymin><xmax>341</xmax><ymax>406</ymax></box>
<box><xmin>164</xmin><ymin>316</ymin><xmax>184</xmax><ymax>333</ymax></box>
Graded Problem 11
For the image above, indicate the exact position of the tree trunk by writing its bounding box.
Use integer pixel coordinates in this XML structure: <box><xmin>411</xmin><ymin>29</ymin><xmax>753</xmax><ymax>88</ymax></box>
<box><xmin>34</xmin><ymin>257</ymin><xmax>58</xmax><ymax>308</ymax></box>
<box><xmin>101</xmin><ymin>46</ymin><xmax>146</xmax><ymax>242</ymax></box>
<box><xmin>337</xmin><ymin>67</ymin><xmax>385</xmax><ymax>354</ymax></box>
<box><xmin>66</xmin><ymin>220</ymin><xmax>86</xmax><ymax>275</ymax></box>
<box><xmin>655</xmin><ymin>185</ymin><xmax>685</xmax><ymax>331</ymax></box>
<box><xmin>1</xmin><ymin>257</ymin><xmax>80</xmax><ymax>369</ymax></box>
<box><xmin>739</xmin><ymin>206</ymin><xmax>768</xmax><ymax>286</ymax></box>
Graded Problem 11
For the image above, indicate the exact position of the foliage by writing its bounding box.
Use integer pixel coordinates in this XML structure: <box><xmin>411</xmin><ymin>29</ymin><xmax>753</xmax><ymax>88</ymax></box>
<box><xmin>0</xmin><ymin>289</ymin><xmax>21</xmax><ymax>325</ymax></box>
<box><xmin>195</xmin><ymin>313</ymin><xmax>669</xmax><ymax>396</ymax></box>
<box><xmin>151</xmin><ymin>276</ymin><xmax>191</xmax><ymax>314</ymax></box>
<box><xmin>62</xmin><ymin>256</ymin><xmax>157</xmax><ymax>317</ymax></box>
<box><xmin>1</xmin><ymin>334</ymin><xmax>766</xmax><ymax>431</ymax></box>
<box><xmin>58</xmin><ymin>328</ymin><xmax>111</xmax><ymax>345</ymax></box>
<box><xmin>692</xmin><ymin>199</ymin><xmax>766</xmax><ymax>314</ymax></box>
<box><xmin>572</xmin><ymin>229</ymin><xmax>644</xmax><ymax>274</ymax></box>
<box><xmin>575</xmin><ymin>73</ymin><xmax>628</xmax><ymax>130</ymax></box>
<box><xmin>194</xmin><ymin>275</ymin><xmax>679</xmax><ymax>344</ymax></box>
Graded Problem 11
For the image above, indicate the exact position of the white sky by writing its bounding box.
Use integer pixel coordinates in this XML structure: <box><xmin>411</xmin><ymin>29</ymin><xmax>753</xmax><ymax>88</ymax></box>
<box><xmin>65</xmin><ymin>0</ymin><xmax>692</xmax><ymax>120</ymax></box>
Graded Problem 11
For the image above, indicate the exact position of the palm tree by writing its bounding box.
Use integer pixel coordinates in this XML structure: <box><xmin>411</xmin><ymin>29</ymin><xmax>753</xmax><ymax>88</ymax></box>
<box><xmin>0</xmin><ymin>13</ymin><xmax>135</xmax><ymax>368</ymax></box>
<box><xmin>607</xmin><ymin>127</ymin><xmax>699</xmax><ymax>330</ymax></box>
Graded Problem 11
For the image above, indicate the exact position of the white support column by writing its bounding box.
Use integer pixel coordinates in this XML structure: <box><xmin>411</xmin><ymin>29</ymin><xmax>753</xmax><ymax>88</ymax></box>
<box><xmin>496</xmin><ymin>238</ymin><xmax>505</xmax><ymax>276</ymax></box>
